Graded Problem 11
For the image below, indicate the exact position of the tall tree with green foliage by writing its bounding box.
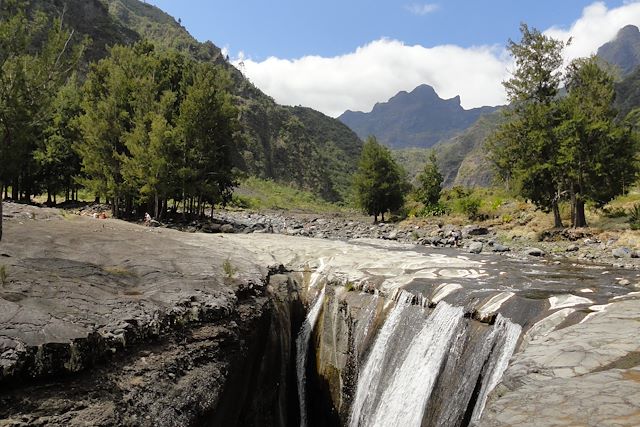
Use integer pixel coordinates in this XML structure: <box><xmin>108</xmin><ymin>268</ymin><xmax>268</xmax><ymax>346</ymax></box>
<box><xmin>557</xmin><ymin>56</ymin><xmax>638</xmax><ymax>227</ymax></box>
<box><xmin>353</xmin><ymin>136</ymin><xmax>407</xmax><ymax>223</ymax></box>
<box><xmin>416</xmin><ymin>151</ymin><xmax>443</xmax><ymax>207</ymax></box>
<box><xmin>488</xmin><ymin>24</ymin><xmax>569</xmax><ymax>227</ymax></box>
<box><xmin>0</xmin><ymin>0</ymin><xmax>84</xmax><ymax>240</ymax></box>
<box><xmin>176</xmin><ymin>62</ymin><xmax>238</xmax><ymax>213</ymax></box>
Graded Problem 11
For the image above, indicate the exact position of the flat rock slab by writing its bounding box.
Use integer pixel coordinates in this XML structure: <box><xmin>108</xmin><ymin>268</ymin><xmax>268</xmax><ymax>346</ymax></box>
<box><xmin>0</xmin><ymin>204</ymin><xmax>263</xmax><ymax>381</ymax></box>
<box><xmin>480</xmin><ymin>297</ymin><xmax>640</xmax><ymax>426</ymax></box>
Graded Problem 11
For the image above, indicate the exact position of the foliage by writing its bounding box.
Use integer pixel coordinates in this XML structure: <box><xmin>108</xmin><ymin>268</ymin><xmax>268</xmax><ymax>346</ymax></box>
<box><xmin>232</xmin><ymin>177</ymin><xmax>346</xmax><ymax>213</ymax></box>
<box><xmin>488</xmin><ymin>24</ymin><xmax>638</xmax><ymax>229</ymax></box>
<box><xmin>629</xmin><ymin>203</ymin><xmax>640</xmax><ymax>229</ymax></box>
<box><xmin>415</xmin><ymin>151</ymin><xmax>443</xmax><ymax>207</ymax></box>
<box><xmin>76</xmin><ymin>41</ymin><xmax>239</xmax><ymax>218</ymax></box>
<box><xmin>222</xmin><ymin>258</ymin><xmax>238</xmax><ymax>279</ymax></box>
<box><xmin>420</xmin><ymin>203</ymin><xmax>450</xmax><ymax>217</ymax></box>
<box><xmin>352</xmin><ymin>137</ymin><xmax>409</xmax><ymax>222</ymax></box>
<box><xmin>456</xmin><ymin>197</ymin><xmax>482</xmax><ymax>220</ymax></box>
<box><xmin>557</xmin><ymin>56</ymin><xmax>639</xmax><ymax>226</ymax></box>
<box><xmin>0</xmin><ymin>0</ymin><xmax>85</xmax><ymax>240</ymax></box>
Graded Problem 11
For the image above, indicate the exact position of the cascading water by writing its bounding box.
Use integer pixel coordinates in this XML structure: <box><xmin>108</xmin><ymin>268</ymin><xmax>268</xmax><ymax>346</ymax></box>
<box><xmin>296</xmin><ymin>286</ymin><xmax>326</xmax><ymax>427</ymax></box>
<box><xmin>470</xmin><ymin>314</ymin><xmax>522</xmax><ymax>423</ymax></box>
<box><xmin>369</xmin><ymin>302</ymin><xmax>465</xmax><ymax>427</ymax></box>
<box><xmin>347</xmin><ymin>294</ymin><xmax>523</xmax><ymax>427</ymax></box>
<box><xmin>349</xmin><ymin>291</ymin><xmax>414</xmax><ymax>427</ymax></box>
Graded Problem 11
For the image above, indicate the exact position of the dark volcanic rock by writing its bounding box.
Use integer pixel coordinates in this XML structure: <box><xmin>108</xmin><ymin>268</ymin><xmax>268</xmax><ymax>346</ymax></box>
<box><xmin>0</xmin><ymin>204</ymin><xmax>302</xmax><ymax>426</ymax></box>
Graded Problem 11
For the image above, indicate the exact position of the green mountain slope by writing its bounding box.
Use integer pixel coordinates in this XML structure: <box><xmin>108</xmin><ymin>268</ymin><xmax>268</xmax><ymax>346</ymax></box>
<box><xmin>393</xmin><ymin>111</ymin><xmax>502</xmax><ymax>188</ymax></box>
<box><xmin>31</xmin><ymin>0</ymin><xmax>362</xmax><ymax>201</ymax></box>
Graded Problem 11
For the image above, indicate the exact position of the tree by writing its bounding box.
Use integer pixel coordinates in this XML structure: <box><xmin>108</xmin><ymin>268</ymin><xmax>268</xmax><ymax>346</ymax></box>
<box><xmin>353</xmin><ymin>136</ymin><xmax>407</xmax><ymax>223</ymax></box>
<box><xmin>557</xmin><ymin>56</ymin><xmax>638</xmax><ymax>227</ymax></box>
<box><xmin>176</xmin><ymin>62</ymin><xmax>239</xmax><ymax>213</ymax></box>
<box><xmin>0</xmin><ymin>1</ymin><xmax>84</xmax><ymax>240</ymax></box>
<box><xmin>488</xmin><ymin>24</ymin><xmax>569</xmax><ymax>227</ymax></box>
<box><xmin>416</xmin><ymin>151</ymin><xmax>443</xmax><ymax>207</ymax></box>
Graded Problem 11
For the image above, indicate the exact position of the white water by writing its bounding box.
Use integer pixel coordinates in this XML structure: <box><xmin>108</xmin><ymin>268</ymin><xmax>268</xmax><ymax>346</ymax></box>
<box><xmin>369</xmin><ymin>302</ymin><xmax>465</xmax><ymax>427</ymax></box>
<box><xmin>349</xmin><ymin>291</ymin><xmax>414</xmax><ymax>427</ymax></box>
<box><xmin>470</xmin><ymin>314</ymin><xmax>522</xmax><ymax>423</ymax></box>
<box><xmin>296</xmin><ymin>287</ymin><xmax>326</xmax><ymax>427</ymax></box>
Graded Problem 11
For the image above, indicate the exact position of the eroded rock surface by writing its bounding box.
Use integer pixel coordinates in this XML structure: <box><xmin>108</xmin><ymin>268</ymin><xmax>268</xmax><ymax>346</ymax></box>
<box><xmin>0</xmin><ymin>205</ymin><xmax>302</xmax><ymax>426</ymax></box>
<box><xmin>480</xmin><ymin>296</ymin><xmax>640</xmax><ymax>427</ymax></box>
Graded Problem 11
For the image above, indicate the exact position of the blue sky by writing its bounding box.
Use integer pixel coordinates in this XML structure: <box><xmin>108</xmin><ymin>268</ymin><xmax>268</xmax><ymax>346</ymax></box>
<box><xmin>148</xmin><ymin>0</ymin><xmax>626</xmax><ymax>59</ymax></box>
<box><xmin>147</xmin><ymin>1</ymin><xmax>640</xmax><ymax>116</ymax></box>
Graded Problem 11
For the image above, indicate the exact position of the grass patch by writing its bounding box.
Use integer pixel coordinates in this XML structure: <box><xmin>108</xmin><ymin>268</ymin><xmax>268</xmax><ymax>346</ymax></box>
<box><xmin>231</xmin><ymin>177</ymin><xmax>349</xmax><ymax>213</ymax></box>
<box><xmin>103</xmin><ymin>265</ymin><xmax>137</xmax><ymax>277</ymax></box>
<box><xmin>222</xmin><ymin>258</ymin><xmax>238</xmax><ymax>279</ymax></box>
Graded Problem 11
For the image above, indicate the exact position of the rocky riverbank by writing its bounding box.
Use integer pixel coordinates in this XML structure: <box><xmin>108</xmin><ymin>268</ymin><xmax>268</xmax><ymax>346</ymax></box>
<box><xmin>131</xmin><ymin>207</ymin><xmax>640</xmax><ymax>272</ymax></box>
<box><xmin>2</xmin><ymin>202</ymin><xmax>640</xmax><ymax>426</ymax></box>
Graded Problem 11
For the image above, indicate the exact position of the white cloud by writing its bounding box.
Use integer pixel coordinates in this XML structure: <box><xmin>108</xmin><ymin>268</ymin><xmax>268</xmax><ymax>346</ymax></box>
<box><xmin>233</xmin><ymin>2</ymin><xmax>640</xmax><ymax>118</ymax></box>
<box><xmin>544</xmin><ymin>1</ymin><xmax>640</xmax><ymax>64</ymax></box>
<box><xmin>234</xmin><ymin>40</ymin><xmax>508</xmax><ymax>117</ymax></box>
<box><xmin>405</xmin><ymin>3</ymin><xmax>439</xmax><ymax>16</ymax></box>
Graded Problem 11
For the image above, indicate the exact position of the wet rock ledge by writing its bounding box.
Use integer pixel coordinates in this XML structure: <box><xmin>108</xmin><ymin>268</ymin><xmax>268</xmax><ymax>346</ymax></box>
<box><xmin>0</xmin><ymin>205</ymin><xmax>304</xmax><ymax>426</ymax></box>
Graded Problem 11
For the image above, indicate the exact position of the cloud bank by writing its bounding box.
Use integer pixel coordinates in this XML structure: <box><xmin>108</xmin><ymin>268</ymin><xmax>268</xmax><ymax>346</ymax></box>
<box><xmin>233</xmin><ymin>2</ymin><xmax>640</xmax><ymax>118</ymax></box>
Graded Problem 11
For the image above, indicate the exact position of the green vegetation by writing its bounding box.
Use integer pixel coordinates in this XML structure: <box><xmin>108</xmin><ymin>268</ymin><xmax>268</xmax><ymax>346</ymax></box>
<box><xmin>0</xmin><ymin>0</ymin><xmax>363</xmax><ymax>238</ymax></box>
<box><xmin>415</xmin><ymin>151</ymin><xmax>443</xmax><ymax>208</ymax></box>
<box><xmin>488</xmin><ymin>24</ymin><xmax>638</xmax><ymax>229</ymax></box>
<box><xmin>353</xmin><ymin>137</ymin><xmax>409</xmax><ymax>223</ymax></box>
<box><xmin>233</xmin><ymin>177</ymin><xmax>347</xmax><ymax>213</ymax></box>
<box><xmin>222</xmin><ymin>258</ymin><xmax>238</xmax><ymax>279</ymax></box>
<box><xmin>0</xmin><ymin>0</ymin><xmax>86</xmax><ymax>241</ymax></box>
<box><xmin>629</xmin><ymin>203</ymin><xmax>640</xmax><ymax>229</ymax></box>
<box><xmin>75</xmin><ymin>41</ymin><xmax>238</xmax><ymax>220</ymax></box>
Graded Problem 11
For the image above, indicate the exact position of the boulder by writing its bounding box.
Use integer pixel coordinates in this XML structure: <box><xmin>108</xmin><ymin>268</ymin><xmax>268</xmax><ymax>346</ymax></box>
<box><xmin>612</xmin><ymin>247</ymin><xmax>632</xmax><ymax>259</ymax></box>
<box><xmin>220</xmin><ymin>224</ymin><xmax>235</xmax><ymax>234</ymax></box>
<box><xmin>525</xmin><ymin>247</ymin><xmax>545</xmax><ymax>257</ymax></box>
<box><xmin>468</xmin><ymin>242</ymin><xmax>483</xmax><ymax>254</ymax></box>
<box><xmin>491</xmin><ymin>243</ymin><xmax>510</xmax><ymax>253</ymax></box>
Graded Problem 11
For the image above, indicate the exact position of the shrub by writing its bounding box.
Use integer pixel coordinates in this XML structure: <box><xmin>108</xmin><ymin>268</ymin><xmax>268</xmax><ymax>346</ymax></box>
<box><xmin>458</xmin><ymin>197</ymin><xmax>481</xmax><ymax>220</ymax></box>
<box><xmin>222</xmin><ymin>258</ymin><xmax>238</xmax><ymax>278</ymax></box>
<box><xmin>629</xmin><ymin>203</ymin><xmax>640</xmax><ymax>230</ymax></box>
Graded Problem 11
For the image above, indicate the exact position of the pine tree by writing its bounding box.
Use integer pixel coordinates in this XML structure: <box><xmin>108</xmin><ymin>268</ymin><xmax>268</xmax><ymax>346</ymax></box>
<box><xmin>488</xmin><ymin>24</ymin><xmax>568</xmax><ymax>227</ymax></box>
<box><xmin>557</xmin><ymin>57</ymin><xmax>638</xmax><ymax>227</ymax></box>
<box><xmin>416</xmin><ymin>151</ymin><xmax>443</xmax><ymax>207</ymax></box>
<box><xmin>353</xmin><ymin>136</ymin><xmax>407</xmax><ymax>223</ymax></box>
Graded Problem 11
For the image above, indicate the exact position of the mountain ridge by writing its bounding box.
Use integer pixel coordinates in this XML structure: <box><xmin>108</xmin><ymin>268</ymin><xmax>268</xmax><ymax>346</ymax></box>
<box><xmin>338</xmin><ymin>84</ymin><xmax>499</xmax><ymax>149</ymax></box>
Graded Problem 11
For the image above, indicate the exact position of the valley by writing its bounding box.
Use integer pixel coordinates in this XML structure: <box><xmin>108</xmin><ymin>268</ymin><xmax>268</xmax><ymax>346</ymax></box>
<box><xmin>2</xmin><ymin>1</ymin><xmax>640</xmax><ymax>426</ymax></box>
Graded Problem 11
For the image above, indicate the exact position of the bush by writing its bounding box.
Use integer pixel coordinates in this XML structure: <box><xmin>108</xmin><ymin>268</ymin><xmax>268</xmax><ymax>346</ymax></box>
<box><xmin>457</xmin><ymin>197</ymin><xmax>481</xmax><ymax>220</ymax></box>
<box><xmin>421</xmin><ymin>203</ymin><xmax>450</xmax><ymax>217</ymax></box>
<box><xmin>629</xmin><ymin>203</ymin><xmax>640</xmax><ymax>230</ymax></box>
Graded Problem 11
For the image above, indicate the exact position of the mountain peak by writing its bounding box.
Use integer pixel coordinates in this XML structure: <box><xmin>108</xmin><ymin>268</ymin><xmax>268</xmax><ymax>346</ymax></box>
<box><xmin>597</xmin><ymin>24</ymin><xmax>640</xmax><ymax>76</ymax></box>
<box><xmin>338</xmin><ymin>84</ymin><xmax>497</xmax><ymax>149</ymax></box>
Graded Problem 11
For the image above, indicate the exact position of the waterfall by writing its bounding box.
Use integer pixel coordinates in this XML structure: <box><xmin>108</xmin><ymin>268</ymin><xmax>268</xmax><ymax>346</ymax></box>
<box><xmin>348</xmin><ymin>294</ymin><xmax>521</xmax><ymax>427</ymax></box>
<box><xmin>349</xmin><ymin>291</ymin><xmax>414</xmax><ymax>427</ymax></box>
<box><xmin>369</xmin><ymin>302</ymin><xmax>465</xmax><ymax>427</ymax></box>
<box><xmin>296</xmin><ymin>286</ymin><xmax>326</xmax><ymax>427</ymax></box>
<box><xmin>470</xmin><ymin>314</ymin><xmax>522</xmax><ymax>423</ymax></box>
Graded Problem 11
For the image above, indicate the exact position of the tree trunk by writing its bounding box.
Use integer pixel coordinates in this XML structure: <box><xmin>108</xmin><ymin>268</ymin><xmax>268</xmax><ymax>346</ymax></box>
<box><xmin>574</xmin><ymin>198</ymin><xmax>587</xmax><ymax>228</ymax></box>
<box><xmin>373</xmin><ymin>213</ymin><xmax>378</xmax><ymax>224</ymax></box>
<box><xmin>381</xmin><ymin>211</ymin><xmax>385</xmax><ymax>223</ymax></box>
<box><xmin>552</xmin><ymin>202</ymin><xmax>563</xmax><ymax>228</ymax></box>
